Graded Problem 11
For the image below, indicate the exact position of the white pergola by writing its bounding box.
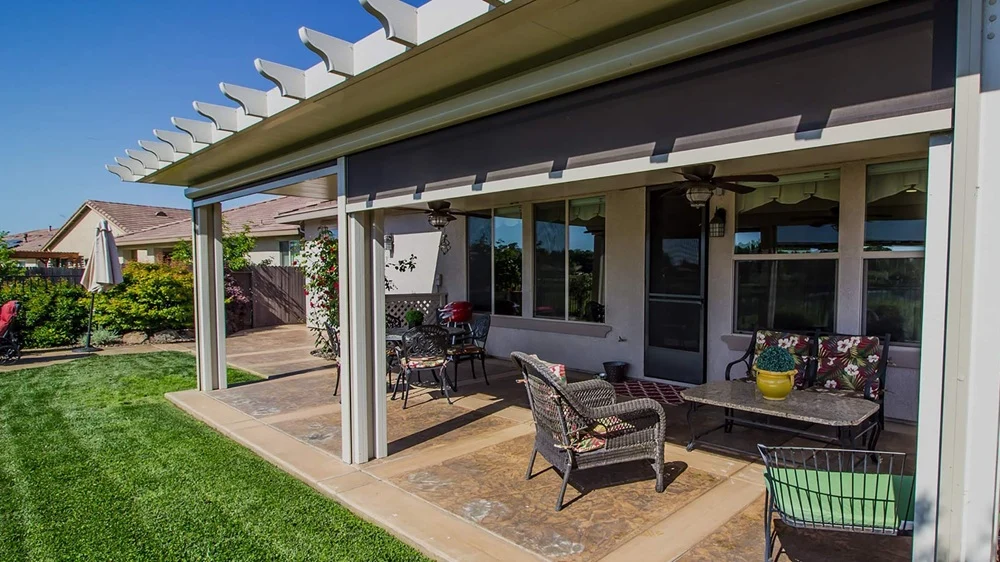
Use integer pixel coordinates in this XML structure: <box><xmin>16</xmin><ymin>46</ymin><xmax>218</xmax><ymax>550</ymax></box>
<box><xmin>106</xmin><ymin>0</ymin><xmax>1000</xmax><ymax>558</ymax></box>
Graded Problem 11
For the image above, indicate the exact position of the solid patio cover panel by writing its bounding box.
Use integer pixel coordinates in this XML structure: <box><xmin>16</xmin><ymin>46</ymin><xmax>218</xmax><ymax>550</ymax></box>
<box><xmin>681</xmin><ymin>381</ymin><xmax>880</xmax><ymax>426</ymax></box>
<box><xmin>346</xmin><ymin>0</ymin><xmax>957</xmax><ymax>200</ymax></box>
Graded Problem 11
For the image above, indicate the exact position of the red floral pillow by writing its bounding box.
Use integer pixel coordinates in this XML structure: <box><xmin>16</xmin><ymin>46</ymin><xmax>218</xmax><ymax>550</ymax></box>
<box><xmin>753</xmin><ymin>331</ymin><xmax>813</xmax><ymax>389</ymax></box>
<box><xmin>815</xmin><ymin>336</ymin><xmax>882</xmax><ymax>397</ymax></box>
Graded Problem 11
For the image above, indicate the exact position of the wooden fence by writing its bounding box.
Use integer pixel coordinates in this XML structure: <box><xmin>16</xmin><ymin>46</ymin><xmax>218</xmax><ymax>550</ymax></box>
<box><xmin>0</xmin><ymin>267</ymin><xmax>84</xmax><ymax>287</ymax></box>
<box><xmin>230</xmin><ymin>265</ymin><xmax>307</xmax><ymax>330</ymax></box>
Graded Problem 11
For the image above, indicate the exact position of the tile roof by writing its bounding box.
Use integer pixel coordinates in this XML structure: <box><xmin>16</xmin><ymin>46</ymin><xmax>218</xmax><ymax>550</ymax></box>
<box><xmin>5</xmin><ymin>228</ymin><xmax>56</xmax><ymax>251</ymax></box>
<box><xmin>273</xmin><ymin>199</ymin><xmax>338</xmax><ymax>219</ymax></box>
<box><xmin>86</xmin><ymin>200</ymin><xmax>189</xmax><ymax>234</ymax></box>
<box><xmin>116</xmin><ymin>196</ymin><xmax>316</xmax><ymax>245</ymax></box>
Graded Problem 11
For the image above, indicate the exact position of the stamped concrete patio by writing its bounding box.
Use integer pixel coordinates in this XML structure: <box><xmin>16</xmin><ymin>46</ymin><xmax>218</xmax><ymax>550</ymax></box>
<box><xmin>168</xmin><ymin>325</ymin><xmax>916</xmax><ymax>562</ymax></box>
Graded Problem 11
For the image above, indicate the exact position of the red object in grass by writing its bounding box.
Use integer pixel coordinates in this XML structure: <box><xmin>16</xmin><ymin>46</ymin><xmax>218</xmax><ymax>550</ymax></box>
<box><xmin>440</xmin><ymin>301</ymin><xmax>473</xmax><ymax>323</ymax></box>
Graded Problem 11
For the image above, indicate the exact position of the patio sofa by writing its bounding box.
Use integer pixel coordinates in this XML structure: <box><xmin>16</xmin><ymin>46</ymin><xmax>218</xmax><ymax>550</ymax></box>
<box><xmin>726</xmin><ymin>329</ymin><xmax>892</xmax><ymax>434</ymax></box>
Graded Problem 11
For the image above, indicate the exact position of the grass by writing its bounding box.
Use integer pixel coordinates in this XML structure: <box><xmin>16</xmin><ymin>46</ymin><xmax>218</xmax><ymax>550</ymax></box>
<box><xmin>0</xmin><ymin>352</ymin><xmax>428</xmax><ymax>561</ymax></box>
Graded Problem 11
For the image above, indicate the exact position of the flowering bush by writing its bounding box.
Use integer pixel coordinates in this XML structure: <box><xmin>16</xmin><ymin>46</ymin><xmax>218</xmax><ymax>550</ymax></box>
<box><xmin>224</xmin><ymin>273</ymin><xmax>252</xmax><ymax>334</ymax></box>
<box><xmin>298</xmin><ymin>226</ymin><xmax>418</xmax><ymax>352</ymax></box>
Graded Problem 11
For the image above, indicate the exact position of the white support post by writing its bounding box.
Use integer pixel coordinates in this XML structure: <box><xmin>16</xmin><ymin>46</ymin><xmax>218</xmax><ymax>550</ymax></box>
<box><xmin>192</xmin><ymin>203</ymin><xmax>227</xmax><ymax>391</ymax></box>
<box><xmin>346</xmin><ymin>209</ymin><xmax>373</xmax><ymax>463</ymax></box>
<box><xmin>913</xmin><ymin>133</ymin><xmax>954</xmax><ymax>559</ymax></box>
<box><xmin>337</xmin><ymin>160</ymin><xmax>354</xmax><ymax>464</ymax></box>
<box><xmin>924</xmin><ymin>1</ymin><xmax>1000</xmax><ymax>559</ymax></box>
<box><xmin>371</xmin><ymin>210</ymin><xmax>388</xmax><ymax>459</ymax></box>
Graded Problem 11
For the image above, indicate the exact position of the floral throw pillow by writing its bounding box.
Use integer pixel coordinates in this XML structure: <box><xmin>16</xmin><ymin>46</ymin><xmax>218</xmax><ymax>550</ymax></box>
<box><xmin>753</xmin><ymin>331</ymin><xmax>813</xmax><ymax>389</ymax></box>
<box><xmin>815</xmin><ymin>336</ymin><xmax>882</xmax><ymax>397</ymax></box>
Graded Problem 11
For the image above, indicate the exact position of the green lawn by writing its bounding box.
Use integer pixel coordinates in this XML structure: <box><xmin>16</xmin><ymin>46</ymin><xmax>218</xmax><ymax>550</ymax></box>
<box><xmin>0</xmin><ymin>352</ymin><xmax>427</xmax><ymax>561</ymax></box>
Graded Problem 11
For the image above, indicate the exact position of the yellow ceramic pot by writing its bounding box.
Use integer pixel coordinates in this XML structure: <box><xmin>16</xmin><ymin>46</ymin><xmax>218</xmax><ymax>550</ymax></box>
<box><xmin>754</xmin><ymin>368</ymin><xmax>796</xmax><ymax>401</ymax></box>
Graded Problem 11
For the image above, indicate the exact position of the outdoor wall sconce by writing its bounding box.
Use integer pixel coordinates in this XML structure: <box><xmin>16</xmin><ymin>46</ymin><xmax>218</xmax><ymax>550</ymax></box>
<box><xmin>384</xmin><ymin>233</ymin><xmax>395</xmax><ymax>258</ymax></box>
<box><xmin>709</xmin><ymin>208</ymin><xmax>727</xmax><ymax>238</ymax></box>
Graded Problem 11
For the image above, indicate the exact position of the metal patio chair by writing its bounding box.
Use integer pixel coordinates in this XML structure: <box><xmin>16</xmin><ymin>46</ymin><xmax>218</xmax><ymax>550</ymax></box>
<box><xmin>758</xmin><ymin>445</ymin><xmax>914</xmax><ymax>562</ymax></box>
<box><xmin>391</xmin><ymin>325</ymin><xmax>454</xmax><ymax>409</ymax></box>
<box><xmin>448</xmin><ymin>313</ymin><xmax>491</xmax><ymax>389</ymax></box>
<box><xmin>511</xmin><ymin>351</ymin><xmax>667</xmax><ymax>511</ymax></box>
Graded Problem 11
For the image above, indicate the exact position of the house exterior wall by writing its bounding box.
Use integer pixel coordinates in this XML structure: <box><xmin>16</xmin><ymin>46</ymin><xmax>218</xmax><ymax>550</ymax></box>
<box><xmin>49</xmin><ymin>208</ymin><xmax>127</xmax><ymax>259</ymax></box>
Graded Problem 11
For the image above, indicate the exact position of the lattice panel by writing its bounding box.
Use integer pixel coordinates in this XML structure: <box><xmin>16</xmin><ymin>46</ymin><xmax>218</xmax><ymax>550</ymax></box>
<box><xmin>386</xmin><ymin>293</ymin><xmax>447</xmax><ymax>323</ymax></box>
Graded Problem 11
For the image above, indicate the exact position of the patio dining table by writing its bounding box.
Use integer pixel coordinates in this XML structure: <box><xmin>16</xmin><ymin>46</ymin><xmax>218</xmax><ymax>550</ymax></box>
<box><xmin>385</xmin><ymin>325</ymin><xmax>467</xmax><ymax>342</ymax></box>
<box><xmin>681</xmin><ymin>380</ymin><xmax>881</xmax><ymax>456</ymax></box>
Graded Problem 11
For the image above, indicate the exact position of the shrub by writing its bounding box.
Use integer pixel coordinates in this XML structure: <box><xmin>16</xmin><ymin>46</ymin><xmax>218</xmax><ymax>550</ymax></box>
<box><xmin>78</xmin><ymin>327</ymin><xmax>121</xmax><ymax>347</ymax></box>
<box><xmin>404</xmin><ymin>309</ymin><xmax>424</xmax><ymax>327</ymax></box>
<box><xmin>0</xmin><ymin>279</ymin><xmax>89</xmax><ymax>348</ymax></box>
<box><xmin>755</xmin><ymin>346</ymin><xmax>795</xmax><ymax>373</ymax></box>
<box><xmin>93</xmin><ymin>263</ymin><xmax>194</xmax><ymax>334</ymax></box>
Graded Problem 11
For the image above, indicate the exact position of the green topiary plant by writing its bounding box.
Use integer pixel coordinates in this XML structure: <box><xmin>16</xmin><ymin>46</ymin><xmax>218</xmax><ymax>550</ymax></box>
<box><xmin>404</xmin><ymin>309</ymin><xmax>424</xmax><ymax>327</ymax></box>
<box><xmin>755</xmin><ymin>345</ymin><xmax>795</xmax><ymax>373</ymax></box>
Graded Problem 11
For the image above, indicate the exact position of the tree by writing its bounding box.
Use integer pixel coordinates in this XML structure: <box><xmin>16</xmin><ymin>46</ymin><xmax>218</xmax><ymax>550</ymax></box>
<box><xmin>0</xmin><ymin>232</ymin><xmax>24</xmax><ymax>278</ymax></box>
<box><xmin>170</xmin><ymin>223</ymin><xmax>259</xmax><ymax>270</ymax></box>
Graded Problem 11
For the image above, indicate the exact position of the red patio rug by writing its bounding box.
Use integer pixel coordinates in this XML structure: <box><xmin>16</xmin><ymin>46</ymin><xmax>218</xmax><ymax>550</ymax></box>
<box><xmin>612</xmin><ymin>380</ymin><xmax>686</xmax><ymax>407</ymax></box>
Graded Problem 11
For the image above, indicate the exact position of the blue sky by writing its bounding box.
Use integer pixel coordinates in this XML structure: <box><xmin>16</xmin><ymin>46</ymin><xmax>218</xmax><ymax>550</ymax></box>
<box><xmin>0</xmin><ymin>0</ymin><xmax>425</xmax><ymax>235</ymax></box>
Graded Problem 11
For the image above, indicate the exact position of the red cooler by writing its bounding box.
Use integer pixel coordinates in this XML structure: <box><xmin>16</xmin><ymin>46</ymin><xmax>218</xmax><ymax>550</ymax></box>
<box><xmin>440</xmin><ymin>301</ymin><xmax>473</xmax><ymax>323</ymax></box>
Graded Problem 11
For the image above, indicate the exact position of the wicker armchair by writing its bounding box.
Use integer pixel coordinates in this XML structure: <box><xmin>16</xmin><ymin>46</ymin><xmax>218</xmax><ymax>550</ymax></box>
<box><xmin>391</xmin><ymin>325</ymin><xmax>454</xmax><ymax>409</ymax></box>
<box><xmin>511</xmin><ymin>352</ymin><xmax>668</xmax><ymax>511</ymax></box>
<box><xmin>448</xmin><ymin>314</ymin><xmax>491</xmax><ymax>389</ymax></box>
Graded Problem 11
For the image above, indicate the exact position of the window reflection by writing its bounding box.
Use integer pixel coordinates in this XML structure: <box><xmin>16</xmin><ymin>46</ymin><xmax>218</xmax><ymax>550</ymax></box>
<box><xmin>865</xmin><ymin>160</ymin><xmax>927</xmax><ymax>251</ymax></box>
<box><xmin>534</xmin><ymin>201</ymin><xmax>566</xmax><ymax>319</ymax></box>
<box><xmin>493</xmin><ymin>207</ymin><xmax>522</xmax><ymax>316</ymax></box>
<box><xmin>865</xmin><ymin>258</ymin><xmax>924</xmax><ymax>344</ymax></box>
<box><xmin>735</xmin><ymin>170</ymin><xmax>840</xmax><ymax>254</ymax></box>
<box><xmin>735</xmin><ymin>260</ymin><xmax>837</xmax><ymax>332</ymax></box>
<box><xmin>568</xmin><ymin>198</ymin><xmax>605</xmax><ymax>322</ymax></box>
<box><xmin>467</xmin><ymin>214</ymin><xmax>492</xmax><ymax>313</ymax></box>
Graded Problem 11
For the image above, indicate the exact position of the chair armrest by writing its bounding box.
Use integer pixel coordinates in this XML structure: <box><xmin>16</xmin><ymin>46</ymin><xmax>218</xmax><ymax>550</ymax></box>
<box><xmin>590</xmin><ymin>398</ymin><xmax>667</xmax><ymax>440</ymax></box>
<box><xmin>725</xmin><ymin>355</ymin><xmax>752</xmax><ymax>381</ymax></box>
<box><xmin>565</xmin><ymin>379</ymin><xmax>617</xmax><ymax>409</ymax></box>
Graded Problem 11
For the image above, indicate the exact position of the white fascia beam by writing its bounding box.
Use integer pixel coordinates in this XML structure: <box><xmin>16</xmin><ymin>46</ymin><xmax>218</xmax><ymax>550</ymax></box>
<box><xmin>138</xmin><ymin>140</ymin><xmax>178</xmax><ymax>163</ymax></box>
<box><xmin>115</xmin><ymin>156</ymin><xmax>145</xmax><ymax>177</ymax></box>
<box><xmin>254</xmin><ymin>59</ymin><xmax>343</xmax><ymax>100</ymax></box>
<box><xmin>300</xmin><ymin>27</ymin><xmax>356</xmax><ymax>77</ymax></box>
<box><xmin>154</xmin><ymin>128</ymin><xmax>205</xmax><ymax>155</ymax></box>
<box><xmin>171</xmin><ymin>117</ymin><xmax>232</xmax><ymax>144</ymax></box>
<box><xmin>220</xmin><ymin>82</ymin><xmax>297</xmax><ymax>118</ymax></box>
<box><xmin>193</xmin><ymin>101</ymin><xmax>261</xmax><ymax>133</ymax></box>
<box><xmin>360</xmin><ymin>0</ymin><xmax>419</xmax><ymax>48</ymax></box>
<box><xmin>106</xmin><ymin>164</ymin><xmax>137</xmax><ymax>182</ymax></box>
<box><xmin>125</xmin><ymin>148</ymin><xmax>160</xmax><ymax>171</ymax></box>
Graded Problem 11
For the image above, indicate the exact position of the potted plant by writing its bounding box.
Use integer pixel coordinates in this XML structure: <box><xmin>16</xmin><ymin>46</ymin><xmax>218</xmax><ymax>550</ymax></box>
<box><xmin>404</xmin><ymin>309</ymin><xmax>424</xmax><ymax>329</ymax></box>
<box><xmin>753</xmin><ymin>346</ymin><xmax>796</xmax><ymax>401</ymax></box>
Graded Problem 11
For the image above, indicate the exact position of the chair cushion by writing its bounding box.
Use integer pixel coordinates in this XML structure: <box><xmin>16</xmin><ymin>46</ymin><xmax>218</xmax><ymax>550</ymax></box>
<box><xmin>815</xmin><ymin>336</ymin><xmax>882</xmax><ymax>398</ymax></box>
<box><xmin>448</xmin><ymin>343</ymin><xmax>483</xmax><ymax>356</ymax></box>
<box><xmin>406</xmin><ymin>356</ymin><xmax>447</xmax><ymax>369</ymax></box>
<box><xmin>559</xmin><ymin>433</ymin><xmax>606</xmax><ymax>453</ymax></box>
<box><xmin>766</xmin><ymin>468</ymin><xmax>914</xmax><ymax>530</ymax></box>
<box><xmin>753</xmin><ymin>331</ymin><xmax>813</xmax><ymax>389</ymax></box>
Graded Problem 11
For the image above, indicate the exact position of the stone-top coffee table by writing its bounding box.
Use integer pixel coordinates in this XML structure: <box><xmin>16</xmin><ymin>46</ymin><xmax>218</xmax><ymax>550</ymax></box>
<box><xmin>681</xmin><ymin>380</ymin><xmax>881</xmax><ymax>455</ymax></box>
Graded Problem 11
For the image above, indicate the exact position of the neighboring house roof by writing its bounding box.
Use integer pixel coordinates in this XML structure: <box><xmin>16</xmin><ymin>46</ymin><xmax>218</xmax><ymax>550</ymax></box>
<box><xmin>6</xmin><ymin>228</ymin><xmax>57</xmax><ymax>251</ymax></box>
<box><xmin>116</xmin><ymin>196</ymin><xmax>314</xmax><ymax>246</ymax></box>
<box><xmin>273</xmin><ymin>199</ymin><xmax>338</xmax><ymax>223</ymax></box>
<box><xmin>43</xmin><ymin>200</ymin><xmax>188</xmax><ymax>251</ymax></box>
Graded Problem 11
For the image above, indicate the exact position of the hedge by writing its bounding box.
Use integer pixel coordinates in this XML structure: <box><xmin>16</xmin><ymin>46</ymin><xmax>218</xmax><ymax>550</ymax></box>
<box><xmin>0</xmin><ymin>279</ymin><xmax>89</xmax><ymax>348</ymax></box>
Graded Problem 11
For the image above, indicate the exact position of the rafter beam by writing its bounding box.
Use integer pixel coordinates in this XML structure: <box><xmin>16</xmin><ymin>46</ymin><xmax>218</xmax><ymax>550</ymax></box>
<box><xmin>171</xmin><ymin>117</ymin><xmax>231</xmax><ymax>144</ymax></box>
<box><xmin>361</xmin><ymin>0</ymin><xmax>419</xmax><ymax>48</ymax></box>
<box><xmin>300</xmin><ymin>27</ymin><xmax>356</xmax><ymax>77</ymax></box>
<box><xmin>115</xmin><ymin>156</ymin><xmax>145</xmax><ymax>177</ymax></box>
<box><xmin>106</xmin><ymin>164</ymin><xmax>137</xmax><ymax>182</ymax></box>
<box><xmin>220</xmin><ymin>82</ymin><xmax>296</xmax><ymax>118</ymax></box>
<box><xmin>154</xmin><ymin>128</ymin><xmax>203</xmax><ymax>155</ymax></box>
<box><xmin>125</xmin><ymin>148</ymin><xmax>160</xmax><ymax>171</ymax></box>
<box><xmin>254</xmin><ymin>59</ymin><xmax>343</xmax><ymax>100</ymax></box>
<box><xmin>193</xmin><ymin>101</ymin><xmax>261</xmax><ymax>133</ymax></box>
<box><xmin>138</xmin><ymin>140</ymin><xmax>178</xmax><ymax>163</ymax></box>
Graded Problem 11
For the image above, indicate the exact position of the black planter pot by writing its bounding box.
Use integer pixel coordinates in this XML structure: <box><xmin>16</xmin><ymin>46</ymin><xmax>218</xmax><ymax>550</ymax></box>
<box><xmin>603</xmin><ymin>361</ymin><xmax>629</xmax><ymax>383</ymax></box>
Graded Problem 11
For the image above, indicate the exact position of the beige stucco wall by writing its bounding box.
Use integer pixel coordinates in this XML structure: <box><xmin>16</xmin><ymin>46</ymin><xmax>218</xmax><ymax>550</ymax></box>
<box><xmin>48</xmin><ymin>208</ymin><xmax>127</xmax><ymax>259</ymax></box>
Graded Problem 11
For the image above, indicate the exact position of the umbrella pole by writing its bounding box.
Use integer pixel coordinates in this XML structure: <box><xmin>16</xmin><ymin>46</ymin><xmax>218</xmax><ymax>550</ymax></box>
<box><xmin>74</xmin><ymin>292</ymin><xmax>99</xmax><ymax>353</ymax></box>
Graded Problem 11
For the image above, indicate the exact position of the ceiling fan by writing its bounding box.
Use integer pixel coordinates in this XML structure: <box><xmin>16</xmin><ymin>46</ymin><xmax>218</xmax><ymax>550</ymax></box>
<box><xmin>423</xmin><ymin>200</ymin><xmax>475</xmax><ymax>229</ymax></box>
<box><xmin>663</xmin><ymin>164</ymin><xmax>780</xmax><ymax>207</ymax></box>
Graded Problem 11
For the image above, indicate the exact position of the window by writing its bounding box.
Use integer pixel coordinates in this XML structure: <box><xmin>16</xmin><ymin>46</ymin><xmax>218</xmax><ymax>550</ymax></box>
<box><xmin>466</xmin><ymin>207</ymin><xmax>523</xmax><ymax>316</ymax></box>
<box><xmin>734</xmin><ymin>170</ymin><xmax>840</xmax><ymax>332</ymax></box>
<box><xmin>279</xmin><ymin>240</ymin><xmax>301</xmax><ymax>267</ymax></box>
<box><xmin>863</xmin><ymin>160</ymin><xmax>927</xmax><ymax>344</ymax></box>
<box><xmin>533</xmin><ymin>197</ymin><xmax>606</xmax><ymax>322</ymax></box>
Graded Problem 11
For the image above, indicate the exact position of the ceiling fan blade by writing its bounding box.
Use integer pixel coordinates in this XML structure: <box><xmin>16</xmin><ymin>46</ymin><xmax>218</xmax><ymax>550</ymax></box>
<box><xmin>427</xmin><ymin>200</ymin><xmax>452</xmax><ymax>212</ymax></box>
<box><xmin>714</xmin><ymin>181</ymin><xmax>756</xmax><ymax>194</ymax></box>
<box><xmin>671</xmin><ymin>171</ymin><xmax>706</xmax><ymax>182</ymax></box>
<box><xmin>714</xmin><ymin>174</ymin><xmax>779</xmax><ymax>183</ymax></box>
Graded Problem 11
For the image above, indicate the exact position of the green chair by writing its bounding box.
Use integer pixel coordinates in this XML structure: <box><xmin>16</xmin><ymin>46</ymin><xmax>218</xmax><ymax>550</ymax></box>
<box><xmin>758</xmin><ymin>446</ymin><xmax>914</xmax><ymax>562</ymax></box>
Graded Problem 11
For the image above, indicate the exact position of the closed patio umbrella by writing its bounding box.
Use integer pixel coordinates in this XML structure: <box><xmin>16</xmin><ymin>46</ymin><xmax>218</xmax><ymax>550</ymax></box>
<box><xmin>74</xmin><ymin>220</ymin><xmax>123</xmax><ymax>353</ymax></box>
